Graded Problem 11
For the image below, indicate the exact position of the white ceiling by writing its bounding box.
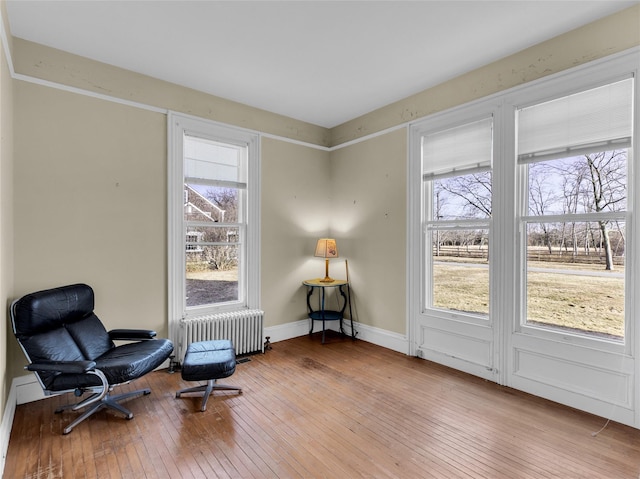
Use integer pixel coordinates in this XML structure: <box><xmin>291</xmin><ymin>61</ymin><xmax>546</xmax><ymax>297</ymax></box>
<box><xmin>5</xmin><ymin>1</ymin><xmax>638</xmax><ymax>128</ymax></box>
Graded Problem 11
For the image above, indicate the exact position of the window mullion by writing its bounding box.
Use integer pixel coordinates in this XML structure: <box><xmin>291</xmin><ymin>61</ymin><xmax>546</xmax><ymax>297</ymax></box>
<box><xmin>185</xmin><ymin>221</ymin><xmax>243</xmax><ymax>228</ymax></box>
<box><xmin>185</xmin><ymin>177</ymin><xmax>247</xmax><ymax>189</ymax></box>
<box><xmin>521</xmin><ymin>211</ymin><xmax>627</xmax><ymax>223</ymax></box>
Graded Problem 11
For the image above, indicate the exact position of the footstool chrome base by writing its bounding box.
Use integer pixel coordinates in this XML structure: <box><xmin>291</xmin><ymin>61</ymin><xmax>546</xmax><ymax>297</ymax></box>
<box><xmin>176</xmin><ymin>379</ymin><xmax>242</xmax><ymax>411</ymax></box>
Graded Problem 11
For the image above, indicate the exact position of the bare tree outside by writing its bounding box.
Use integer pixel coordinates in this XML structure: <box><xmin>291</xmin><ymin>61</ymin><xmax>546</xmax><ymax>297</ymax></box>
<box><xmin>207</xmin><ymin>187</ymin><xmax>238</xmax><ymax>222</ymax></box>
<box><xmin>431</xmin><ymin>171</ymin><xmax>491</xmax><ymax>315</ymax></box>
<box><xmin>524</xmin><ymin>151</ymin><xmax>627</xmax><ymax>268</ymax></box>
<box><xmin>528</xmin><ymin>163</ymin><xmax>561</xmax><ymax>254</ymax></box>
<box><xmin>203</xmin><ymin>187</ymin><xmax>239</xmax><ymax>271</ymax></box>
<box><xmin>430</xmin><ymin>150</ymin><xmax>627</xmax><ymax>338</ymax></box>
<box><xmin>436</xmin><ymin>172</ymin><xmax>492</xmax><ymax>219</ymax></box>
<box><xmin>583</xmin><ymin>151</ymin><xmax>627</xmax><ymax>270</ymax></box>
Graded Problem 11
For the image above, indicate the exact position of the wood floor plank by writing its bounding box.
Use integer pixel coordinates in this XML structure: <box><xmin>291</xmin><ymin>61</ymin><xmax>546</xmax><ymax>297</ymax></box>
<box><xmin>5</xmin><ymin>334</ymin><xmax>640</xmax><ymax>478</ymax></box>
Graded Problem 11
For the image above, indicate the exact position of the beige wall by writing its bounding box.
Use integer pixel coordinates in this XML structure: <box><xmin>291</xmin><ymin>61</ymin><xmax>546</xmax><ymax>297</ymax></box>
<box><xmin>261</xmin><ymin>137</ymin><xmax>331</xmax><ymax>325</ymax></box>
<box><xmin>10</xmin><ymin>82</ymin><xmax>167</xmax><ymax>379</ymax></box>
<box><xmin>1</xmin><ymin>1</ymin><xmax>14</xmax><ymax>412</ymax></box>
<box><xmin>330</xmin><ymin>129</ymin><xmax>407</xmax><ymax>334</ymax></box>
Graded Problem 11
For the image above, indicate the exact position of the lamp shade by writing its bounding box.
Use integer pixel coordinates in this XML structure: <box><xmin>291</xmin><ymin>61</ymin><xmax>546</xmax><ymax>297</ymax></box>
<box><xmin>314</xmin><ymin>238</ymin><xmax>338</xmax><ymax>259</ymax></box>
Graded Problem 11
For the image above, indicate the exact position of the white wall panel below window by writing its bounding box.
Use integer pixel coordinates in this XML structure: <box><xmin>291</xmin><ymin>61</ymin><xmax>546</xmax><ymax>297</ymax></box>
<box><xmin>511</xmin><ymin>345</ymin><xmax>634</xmax><ymax>424</ymax></box>
<box><xmin>417</xmin><ymin>322</ymin><xmax>495</xmax><ymax>381</ymax></box>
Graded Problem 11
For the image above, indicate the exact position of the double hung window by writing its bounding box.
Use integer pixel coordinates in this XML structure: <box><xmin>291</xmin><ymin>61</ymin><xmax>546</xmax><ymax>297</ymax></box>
<box><xmin>422</xmin><ymin>117</ymin><xmax>493</xmax><ymax>318</ymax></box>
<box><xmin>169</xmin><ymin>113</ymin><xmax>260</xmax><ymax>341</ymax></box>
<box><xmin>183</xmin><ymin>135</ymin><xmax>246</xmax><ymax>307</ymax></box>
<box><xmin>516</xmin><ymin>78</ymin><xmax>633</xmax><ymax>341</ymax></box>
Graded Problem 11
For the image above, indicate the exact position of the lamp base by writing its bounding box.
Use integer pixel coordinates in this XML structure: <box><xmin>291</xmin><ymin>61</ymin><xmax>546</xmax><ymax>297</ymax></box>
<box><xmin>320</xmin><ymin>259</ymin><xmax>335</xmax><ymax>283</ymax></box>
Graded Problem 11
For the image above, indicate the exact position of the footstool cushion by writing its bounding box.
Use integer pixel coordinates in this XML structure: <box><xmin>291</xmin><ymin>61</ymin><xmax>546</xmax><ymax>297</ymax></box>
<box><xmin>181</xmin><ymin>339</ymin><xmax>236</xmax><ymax>381</ymax></box>
<box><xmin>177</xmin><ymin>339</ymin><xmax>242</xmax><ymax>411</ymax></box>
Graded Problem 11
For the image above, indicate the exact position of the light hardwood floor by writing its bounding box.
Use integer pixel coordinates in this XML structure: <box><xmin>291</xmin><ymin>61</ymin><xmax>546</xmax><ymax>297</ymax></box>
<box><xmin>5</xmin><ymin>333</ymin><xmax>640</xmax><ymax>478</ymax></box>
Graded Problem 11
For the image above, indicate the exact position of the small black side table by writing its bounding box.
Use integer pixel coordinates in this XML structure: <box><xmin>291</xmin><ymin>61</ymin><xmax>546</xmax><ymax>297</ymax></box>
<box><xmin>303</xmin><ymin>279</ymin><xmax>355</xmax><ymax>344</ymax></box>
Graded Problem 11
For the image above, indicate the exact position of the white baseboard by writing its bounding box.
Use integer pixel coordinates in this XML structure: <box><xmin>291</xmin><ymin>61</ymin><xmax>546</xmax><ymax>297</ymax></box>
<box><xmin>349</xmin><ymin>322</ymin><xmax>409</xmax><ymax>354</ymax></box>
<box><xmin>0</xmin><ymin>379</ymin><xmax>17</xmax><ymax>479</ymax></box>
<box><xmin>265</xmin><ymin>318</ymin><xmax>410</xmax><ymax>355</ymax></box>
<box><xmin>1</xmin><ymin>374</ymin><xmax>44</xmax><ymax>478</ymax></box>
<box><xmin>264</xmin><ymin>318</ymin><xmax>310</xmax><ymax>343</ymax></box>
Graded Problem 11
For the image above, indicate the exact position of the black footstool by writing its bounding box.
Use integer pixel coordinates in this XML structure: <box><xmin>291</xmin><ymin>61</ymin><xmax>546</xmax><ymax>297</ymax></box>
<box><xmin>176</xmin><ymin>340</ymin><xmax>242</xmax><ymax>411</ymax></box>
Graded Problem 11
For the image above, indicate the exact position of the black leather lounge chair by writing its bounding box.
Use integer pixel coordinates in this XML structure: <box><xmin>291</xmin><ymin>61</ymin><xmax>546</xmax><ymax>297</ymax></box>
<box><xmin>10</xmin><ymin>283</ymin><xmax>174</xmax><ymax>434</ymax></box>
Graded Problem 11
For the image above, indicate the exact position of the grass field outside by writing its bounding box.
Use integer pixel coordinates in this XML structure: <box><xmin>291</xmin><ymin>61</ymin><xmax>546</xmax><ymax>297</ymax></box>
<box><xmin>433</xmin><ymin>258</ymin><xmax>624</xmax><ymax>339</ymax></box>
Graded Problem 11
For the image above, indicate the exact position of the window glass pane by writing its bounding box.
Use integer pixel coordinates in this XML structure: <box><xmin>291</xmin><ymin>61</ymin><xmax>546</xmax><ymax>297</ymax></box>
<box><xmin>431</xmin><ymin>228</ymin><xmax>489</xmax><ymax>315</ymax></box>
<box><xmin>186</xmin><ymin>244</ymin><xmax>239</xmax><ymax>307</ymax></box>
<box><xmin>185</xmin><ymin>184</ymin><xmax>240</xmax><ymax>224</ymax></box>
<box><xmin>527</xmin><ymin>151</ymin><xmax>627</xmax><ymax>216</ymax></box>
<box><xmin>525</xmin><ymin>221</ymin><xmax>625</xmax><ymax>339</ymax></box>
<box><xmin>433</xmin><ymin>171</ymin><xmax>492</xmax><ymax>220</ymax></box>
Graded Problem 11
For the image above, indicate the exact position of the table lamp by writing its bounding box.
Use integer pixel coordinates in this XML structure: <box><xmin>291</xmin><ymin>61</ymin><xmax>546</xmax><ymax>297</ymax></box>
<box><xmin>315</xmin><ymin>238</ymin><xmax>338</xmax><ymax>282</ymax></box>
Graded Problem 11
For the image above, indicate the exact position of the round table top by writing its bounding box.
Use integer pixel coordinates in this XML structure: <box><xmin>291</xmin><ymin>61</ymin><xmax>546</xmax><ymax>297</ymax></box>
<box><xmin>303</xmin><ymin>278</ymin><xmax>349</xmax><ymax>287</ymax></box>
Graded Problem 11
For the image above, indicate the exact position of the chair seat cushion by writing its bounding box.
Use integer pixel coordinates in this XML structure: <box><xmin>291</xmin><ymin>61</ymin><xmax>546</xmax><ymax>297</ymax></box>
<box><xmin>181</xmin><ymin>340</ymin><xmax>236</xmax><ymax>382</ymax></box>
<box><xmin>47</xmin><ymin>338</ymin><xmax>174</xmax><ymax>391</ymax></box>
<box><xmin>96</xmin><ymin>338</ymin><xmax>174</xmax><ymax>384</ymax></box>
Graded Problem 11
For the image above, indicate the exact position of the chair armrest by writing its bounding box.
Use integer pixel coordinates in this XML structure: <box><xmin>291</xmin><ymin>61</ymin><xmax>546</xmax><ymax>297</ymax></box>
<box><xmin>109</xmin><ymin>329</ymin><xmax>157</xmax><ymax>341</ymax></box>
<box><xmin>26</xmin><ymin>360</ymin><xmax>96</xmax><ymax>374</ymax></box>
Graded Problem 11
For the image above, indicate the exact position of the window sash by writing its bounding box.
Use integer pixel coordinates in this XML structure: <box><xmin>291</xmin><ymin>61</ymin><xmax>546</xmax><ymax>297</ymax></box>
<box><xmin>184</xmin><ymin>223</ymin><xmax>244</xmax><ymax>247</ymax></box>
<box><xmin>521</xmin><ymin>211</ymin><xmax>627</xmax><ymax>223</ymax></box>
<box><xmin>425</xmin><ymin>219</ymin><xmax>491</xmax><ymax>230</ymax></box>
<box><xmin>185</xmin><ymin>177</ymin><xmax>247</xmax><ymax>190</ymax></box>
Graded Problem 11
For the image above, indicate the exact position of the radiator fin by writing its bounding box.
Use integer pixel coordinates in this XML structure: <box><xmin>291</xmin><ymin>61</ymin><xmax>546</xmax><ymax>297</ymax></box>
<box><xmin>180</xmin><ymin>309</ymin><xmax>264</xmax><ymax>359</ymax></box>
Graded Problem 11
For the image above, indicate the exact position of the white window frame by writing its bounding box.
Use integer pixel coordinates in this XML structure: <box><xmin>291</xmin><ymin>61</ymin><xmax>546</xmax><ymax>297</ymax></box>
<box><xmin>421</xmin><ymin>113</ymin><xmax>495</xmax><ymax>323</ymax></box>
<box><xmin>410</xmin><ymin>102</ymin><xmax>501</xmax><ymax>327</ymax></box>
<box><xmin>409</xmin><ymin>49</ymin><xmax>639</xmax><ymax>427</ymax></box>
<box><xmin>168</xmin><ymin>112</ymin><xmax>261</xmax><ymax>347</ymax></box>
<box><xmin>511</xmin><ymin>73</ymin><xmax>634</xmax><ymax>354</ymax></box>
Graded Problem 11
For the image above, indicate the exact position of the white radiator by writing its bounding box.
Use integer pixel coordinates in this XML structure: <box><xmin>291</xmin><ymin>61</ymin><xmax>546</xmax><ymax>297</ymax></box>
<box><xmin>180</xmin><ymin>309</ymin><xmax>264</xmax><ymax>359</ymax></box>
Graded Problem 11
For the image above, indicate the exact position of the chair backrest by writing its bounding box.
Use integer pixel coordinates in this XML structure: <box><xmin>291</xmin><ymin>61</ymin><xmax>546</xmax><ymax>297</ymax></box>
<box><xmin>11</xmin><ymin>284</ymin><xmax>115</xmax><ymax>389</ymax></box>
